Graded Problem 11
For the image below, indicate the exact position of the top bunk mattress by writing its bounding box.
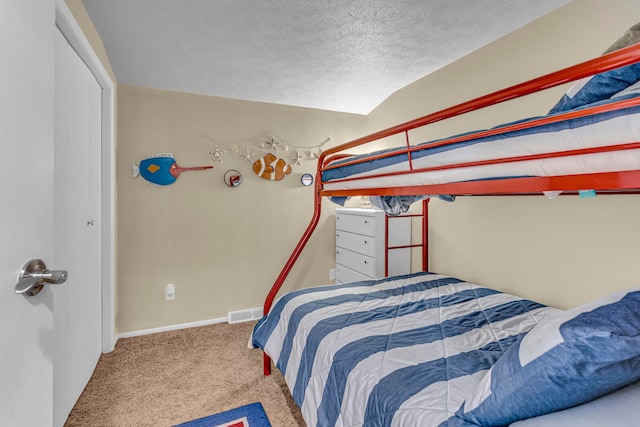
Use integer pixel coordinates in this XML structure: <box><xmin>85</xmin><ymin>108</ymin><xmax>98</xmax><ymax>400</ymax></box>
<box><xmin>321</xmin><ymin>96</ymin><xmax>640</xmax><ymax>193</ymax></box>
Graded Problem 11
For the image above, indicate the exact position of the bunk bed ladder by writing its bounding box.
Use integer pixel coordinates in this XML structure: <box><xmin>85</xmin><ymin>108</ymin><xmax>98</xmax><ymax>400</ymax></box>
<box><xmin>384</xmin><ymin>198</ymin><xmax>430</xmax><ymax>276</ymax></box>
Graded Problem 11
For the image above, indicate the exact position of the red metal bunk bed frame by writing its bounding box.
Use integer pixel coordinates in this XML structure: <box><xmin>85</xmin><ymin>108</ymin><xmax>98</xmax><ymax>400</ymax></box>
<box><xmin>262</xmin><ymin>43</ymin><xmax>640</xmax><ymax>375</ymax></box>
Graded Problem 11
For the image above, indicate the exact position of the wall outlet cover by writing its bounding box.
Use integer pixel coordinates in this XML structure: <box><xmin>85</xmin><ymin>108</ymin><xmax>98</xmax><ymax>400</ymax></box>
<box><xmin>165</xmin><ymin>283</ymin><xmax>175</xmax><ymax>301</ymax></box>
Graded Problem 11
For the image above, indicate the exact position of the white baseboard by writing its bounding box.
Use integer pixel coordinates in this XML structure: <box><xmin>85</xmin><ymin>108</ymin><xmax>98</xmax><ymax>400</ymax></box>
<box><xmin>117</xmin><ymin>316</ymin><xmax>227</xmax><ymax>340</ymax></box>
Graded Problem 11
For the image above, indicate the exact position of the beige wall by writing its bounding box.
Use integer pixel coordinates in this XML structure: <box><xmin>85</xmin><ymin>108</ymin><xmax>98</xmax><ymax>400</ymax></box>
<box><xmin>65</xmin><ymin>0</ymin><xmax>368</xmax><ymax>333</ymax></box>
<box><xmin>369</xmin><ymin>0</ymin><xmax>640</xmax><ymax>308</ymax></box>
<box><xmin>117</xmin><ymin>86</ymin><xmax>368</xmax><ymax>332</ymax></box>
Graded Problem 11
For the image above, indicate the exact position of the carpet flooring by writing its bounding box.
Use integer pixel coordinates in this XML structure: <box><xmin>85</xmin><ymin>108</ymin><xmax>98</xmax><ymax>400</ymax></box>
<box><xmin>64</xmin><ymin>321</ymin><xmax>304</xmax><ymax>427</ymax></box>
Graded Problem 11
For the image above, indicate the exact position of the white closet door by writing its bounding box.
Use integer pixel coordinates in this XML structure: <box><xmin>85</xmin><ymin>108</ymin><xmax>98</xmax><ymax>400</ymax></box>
<box><xmin>53</xmin><ymin>28</ymin><xmax>103</xmax><ymax>427</ymax></box>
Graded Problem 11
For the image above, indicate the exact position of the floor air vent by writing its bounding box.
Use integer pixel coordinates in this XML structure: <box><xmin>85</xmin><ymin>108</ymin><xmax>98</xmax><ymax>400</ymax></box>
<box><xmin>227</xmin><ymin>307</ymin><xmax>263</xmax><ymax>324</ymax></box>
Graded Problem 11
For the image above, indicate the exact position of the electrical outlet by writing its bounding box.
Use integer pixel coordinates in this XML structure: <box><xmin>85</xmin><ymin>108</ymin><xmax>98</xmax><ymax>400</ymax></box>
<box><xmin>165</xmin><ymin>283</ymin><xmax>175</xmax><ymax>301</ymax></box>
<box><xmin>329</xmin><ymin>269</ymin><xmax>336</xmax><ymax>280</ymax></box>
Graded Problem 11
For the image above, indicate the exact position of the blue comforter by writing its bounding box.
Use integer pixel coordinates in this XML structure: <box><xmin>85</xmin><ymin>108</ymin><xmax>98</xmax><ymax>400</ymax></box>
<box><xmin>252</xmin><ymin>272</ymin><xmax>559</xmax><ymax>426</ymax></box>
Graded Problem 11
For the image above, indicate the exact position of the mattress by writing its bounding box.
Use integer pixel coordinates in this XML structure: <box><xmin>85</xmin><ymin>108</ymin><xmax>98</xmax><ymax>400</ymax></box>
<box><xmin>510</xmin><ymin>380</ymin><xmax>640</xmax><ymax>427</ymax></box>
<box><xmin>321</xmin><ymin>97</ymin><xmax>640</xmax><ymax>193</ymax></box>
<box><xmin>251</xmin><ymin>272</ymin><xmax>559</xmax><ymax>426</ymax></box>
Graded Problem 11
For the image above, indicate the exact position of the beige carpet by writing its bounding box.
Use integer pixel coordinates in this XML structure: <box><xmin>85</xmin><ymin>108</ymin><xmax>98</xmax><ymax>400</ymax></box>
<box><xmin>65</xmin><ymin>321</ymin><xmax>304</xmax><ymax>427</ymax></box>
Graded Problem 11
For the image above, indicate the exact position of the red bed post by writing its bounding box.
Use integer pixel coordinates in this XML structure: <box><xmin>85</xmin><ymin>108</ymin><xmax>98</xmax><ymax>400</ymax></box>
<box><xmin>262</xmin><ymin>169</ymin><xmax>324</xmax><ymax>375</ymax></box>
<box><xmin>423</xmin><ymin>198</ymin><xmax>429</xmax><ymax>272</ymax></box>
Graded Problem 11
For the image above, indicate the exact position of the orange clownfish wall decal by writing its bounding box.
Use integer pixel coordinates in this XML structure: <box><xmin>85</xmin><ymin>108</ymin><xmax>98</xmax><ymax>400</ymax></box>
<box><xmin>252</xmin><ymin>153</ymin><xmax>292</xmax><ymax>181</ymax></box>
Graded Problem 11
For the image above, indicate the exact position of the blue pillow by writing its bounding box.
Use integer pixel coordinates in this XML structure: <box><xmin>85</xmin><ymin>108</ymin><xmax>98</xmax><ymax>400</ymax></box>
<box><xmin>455</xmin><ymin>287</ymin><xmax>640</xmax><ymax>426</ymax></box>
<box><xmin>548</xmin><ymin>63</ymin><xmax>640</xmax><ymax>114</ymax></box>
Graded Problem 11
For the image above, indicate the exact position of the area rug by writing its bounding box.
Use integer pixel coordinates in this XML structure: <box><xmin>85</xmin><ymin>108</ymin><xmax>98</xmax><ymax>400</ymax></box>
<box><xmin>174</xmin><ymin>402</ymin><xmax>272</xmax><ymax>427</ymax></box>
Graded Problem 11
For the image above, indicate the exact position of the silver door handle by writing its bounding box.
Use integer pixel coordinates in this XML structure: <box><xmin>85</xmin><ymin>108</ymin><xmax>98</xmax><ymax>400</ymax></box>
<box><xmin>15</xmin><ymin>259</ymin><xmax>68</xmax><ymax>296</ymax></box>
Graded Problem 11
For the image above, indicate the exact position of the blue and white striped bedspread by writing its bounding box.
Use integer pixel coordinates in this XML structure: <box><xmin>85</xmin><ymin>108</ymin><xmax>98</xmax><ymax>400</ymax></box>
<box><xmin>251</xmin><ymin>272</ymin><xmax>560</xmax><ymax>426</ymax></box>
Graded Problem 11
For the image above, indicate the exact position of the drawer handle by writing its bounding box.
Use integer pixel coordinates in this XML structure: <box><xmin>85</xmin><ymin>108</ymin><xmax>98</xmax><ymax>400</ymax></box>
<box><xmin>364</xmin><ymin>220</ymin><xmax>369</xmax><ymax>224</ymax></box>
<box><xmin>364</xmin><ymin>240</ymin><xmax>368</xmax><ymax>244</ymax></box>
<box><xmin>364</xmin><ymin>260</ymin><xmax>368</xmax><ymax>264</ymax></box>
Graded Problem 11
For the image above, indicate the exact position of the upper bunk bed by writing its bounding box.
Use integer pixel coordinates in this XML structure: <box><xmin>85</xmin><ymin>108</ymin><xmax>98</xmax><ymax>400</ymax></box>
<box><xmin>253</xmin><ymin>37</ymin><xmax>640</xmax><ymax>427</ymax></box>
<box><xmin>321</xmin><ymin>43</ymin><xmax>640</xmax><ymax>203</ymax></box>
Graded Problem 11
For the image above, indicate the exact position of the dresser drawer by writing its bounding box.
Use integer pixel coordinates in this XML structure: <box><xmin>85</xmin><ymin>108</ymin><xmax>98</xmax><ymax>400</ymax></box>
<box><xmin>336</xmin><ymin>230</ymin><xmax>376</xmax><ymax>257</ymax></box>
<box><xmin>334</xmin><ymin>208</ymin><xmax>412</xmax><ymax>283</ymax></box>
<box><xmin>335</xmin><ymin>263</ymin><xmax>372</xmax><ymax>284</ymax></box>
<box><xmin>336</xmin><ymin>212</ymin><xmax>377</xmax><ymax>236</ymax></box>
<box><xmin>336</xmin><ymin>247</ymin><xmax>376</xmax><ymax>277</ymax></box>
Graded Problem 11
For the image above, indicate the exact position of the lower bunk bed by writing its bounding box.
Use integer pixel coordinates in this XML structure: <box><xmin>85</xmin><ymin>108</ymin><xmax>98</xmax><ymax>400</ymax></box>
<box><xmin>251</xmin><ymin>272</ymin><xmax>640</xmax><ymax>426</ymax></box>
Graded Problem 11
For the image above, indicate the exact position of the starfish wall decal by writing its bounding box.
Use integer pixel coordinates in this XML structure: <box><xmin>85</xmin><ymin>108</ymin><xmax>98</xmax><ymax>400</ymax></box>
<box><xmin>209</xmin><ymin>145</ymin><xmax>225</xmax><ymax>163</ymax></box>
<box><xmin>241</xmin><ymin>146</ymin><xmax>256</xmax><ymax>163</ymax></box>
<box><xmin>264</xmin><ymin>137</ymin><xmax>283</xmax><ymax>152</ymax></box>
<box><xmin>291</xmin><ymin>151</ymin><xmax>304</xmax><ymax>166</ymax></box>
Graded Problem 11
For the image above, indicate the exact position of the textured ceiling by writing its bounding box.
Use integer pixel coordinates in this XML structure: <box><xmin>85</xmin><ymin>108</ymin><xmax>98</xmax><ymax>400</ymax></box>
<box><xmin>83</xmin><ymin>0</ymin><xmax>570</xmax><ymax>114</ymax></box>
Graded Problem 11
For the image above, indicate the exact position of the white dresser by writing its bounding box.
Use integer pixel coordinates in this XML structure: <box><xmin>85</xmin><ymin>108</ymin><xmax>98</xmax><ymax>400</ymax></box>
<box><xmin>335</xmin><ymin>208</ymin><xmax>412</xmax><ymax>284</ymax></box>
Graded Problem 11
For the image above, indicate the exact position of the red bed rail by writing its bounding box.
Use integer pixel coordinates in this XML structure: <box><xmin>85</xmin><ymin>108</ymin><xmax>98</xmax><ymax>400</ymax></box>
<box><xmin>261</xmin><ymin>43</ymin><xmax>640</xmax><ymax>375</ymax></box>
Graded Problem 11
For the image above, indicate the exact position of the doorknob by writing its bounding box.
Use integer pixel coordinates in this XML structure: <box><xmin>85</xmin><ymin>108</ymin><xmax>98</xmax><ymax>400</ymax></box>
<box><xmin>15</xmin><ymin>259</ymin><xmax>68</xmax><ymax>296</ymax></box>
